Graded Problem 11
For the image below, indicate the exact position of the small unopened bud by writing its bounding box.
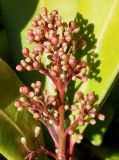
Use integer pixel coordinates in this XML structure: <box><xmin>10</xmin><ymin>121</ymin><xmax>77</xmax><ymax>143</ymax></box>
<box><xmin>75</xmin><ymin>91</ymin><xmax>83</xmax><ymax>101</ymax></box>
<box><xmin>49</xmin><ymin>120</ymin><xmax>53</xmax><ymax>124</ymax></box>
<box><xmin>64</xmin><ymin>105</ymin><xmax>69</xmax><ymax>110</ymax></box>
<box><xmin>36</xmin><ymin>81</ymin><xmax>42</xmax><ymax>88</ymax></box>
<box><xmin>51</xmin><ymin>37</ymin><xmax>59</xmax><ymax>45</ymax></box>
<box><xmin>85</xmin><ymin>104</ymin><xmax>91</xmax><ymax>110</ymax></box>
<box><xmin>41</xmin><ymin>7</ymin><xmax>47</xmax><ymax>16</ymax></box>
<box><xmin>34</xmin><ymin>126</ymin><xmax>41</xmax><ymax>137</ymax></box>
<box><xmin>29</xmin><ymin>91</ymin><xmax>35</xmax><ymax>98</ymax></box>
<box><xmin>90</xmin><ymin>119</ymin><xmax>96</xmax><ymax>125</ymax></box>
<box><xmin>97</xmin><ymin>113</ymin><xmax>105</xmax><ymax>121</ymax></box>
<box><xmin>19</xmin><ymin>86</ymin><xmax>29</xmax><ymax>95</ymax></box>
<box><xmin>69</xmin><ymin>21</ymin><xmax>75</xmax><ymax>30</ymax></box>
<box><xmin>47</xmin><ymin>96</ymin><xmax>55</xmax><ymax>104</ymax></box>
<box><xmin>72</xmin><ymin>76</ymin><xmax>76</xmax><ymax>81</ymax></box>
<box><xmin>21</xmin><ymin>137</ymin><xmax>27</xmax><ymax>145</ymax></box>
<box><xmin>26</xmin><ymin>65</ymin><xmax>33</xmax><ymax>71</ymax></box>
<box><xmin>55</xmin><ymin>149</ymin><xmax>58</xmax><ymax>153</ymax></box>
<box><xmin>33</xmin><ymin>61</ymin><xmax>40</xmax><ymax>69</ymax></box>
<box><xmin>68</xmin><ymin>130</ymin><xmax>73</xmax><ymax>135</ymax></box>
<box><xmin>22</xmin><ymin>48</ymin><xmax>29</xmax><ymax>57</ymax></box>
<box><xmin>33</xmin><ymin>112</ymin><xmax>40</xmax><ymax>120</ymax></box>
<box><xmin>65</xmin><ymin>35</ymin><xmax>71</xmax><ymax>43</ymax></box>
<box><xmin>15</xmin><ymin>101</ymin><xmax>21</xmax><ymax>107</ymax></box>
<box><xmin>16</xmin><ymin>64</ymin><xmax>23</xmax><ymax>71</ymax></box>
<box><xmin>18</xmin><ymin>107</ymin><xmax>24</xmax><ymax>112</ymax></box>
<box><xmin>35</xmin><ymin>14</ymin><xmax>42</xmax><ymax>21</ymax></box>
<box><xmin>32</xmin><ymin>20</ymin><xmax>38</xmax><ymax>27</ymax></box>
<box><xmin>69</xmin><ymin>57</ymin><xmax>76</xmax><ymax>68</ymax></box>
<box><xmin>51</xmin><ymin>10</ymin><xmax>58</xmax><ymax>16</ymax></box>
<box><xmin>60</xmin><ymin>73</ymin><xmax>65</xmax><ymax>79</ymax></box>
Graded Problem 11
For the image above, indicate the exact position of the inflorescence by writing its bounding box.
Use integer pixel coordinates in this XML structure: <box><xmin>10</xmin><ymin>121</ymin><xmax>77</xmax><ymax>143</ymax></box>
<box><xmin>15</xmin><ymin>7</ymin><xmax>105</xmax><ymax>160</ymax></box>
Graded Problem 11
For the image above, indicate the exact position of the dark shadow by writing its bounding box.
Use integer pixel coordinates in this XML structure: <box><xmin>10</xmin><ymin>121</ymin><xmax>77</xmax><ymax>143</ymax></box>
<box><xmin>0</xmin><ymin>0</ymin><xmax>45</xmax><ymax>85</ymax></box>
<box><xmin>66</xmin><ymin>13</ymin><xmax>102</xmax><ymax>104</ymax></box>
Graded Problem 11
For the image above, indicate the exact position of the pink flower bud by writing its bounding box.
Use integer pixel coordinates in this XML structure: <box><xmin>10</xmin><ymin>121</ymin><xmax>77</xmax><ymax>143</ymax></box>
<box><xmin>65</xmin><ymin>35</ymin><xmax>72</xmax><ymax>43</ymax></box>
<box><xmin>47</xmin><ymin>96</ymin><xmax>55</xmax><ymax>104</ymax></box>
<box><xmin>69</xmin><ymin>21</ymin><xmax>75</xmax><ymax>30</ymax></box>
<box><xmin>97</xmin><ymin>113</ymin><xmax>105</xmax><ymax>121</ymax></box>
<box><xmin>51</xmin><ymin>37</ymin><xmax>59</xmax><ymax>45</ymax></box>
<box><xmin>36</xmin><ymin>28</ymin><xmax>44</xmax><ymax>35</ymax></box>
<box><xmin>69</xmin><ymin>57</ymin><xmax>76</xmax><ymax>68</ymax></box>
<box><xmin>41</xmin><ymin>7</ymin><xmax>47</xmax><ymax>16</ymax></box>
<box><xmin>27</xmin><ymin>29</ymin><xmax>34</xmax><ymax>36</ymax></box>
<box><xmin>31</xmin><ymin>20</ymin><xmax>38</xmax><ymax>27</ymax></box>
<box><xmin>90</xmin><ymin>119</ymin><xmax>96</xmax><ymax>125</ymax></box>
<box><xmin>16</xmin><ymin>64</ymin><xmax>24</xmax><ymax>71</ymax></box>
<box><xmin>56</xmin><ymin>20</ymin><xmax>62</xmax><ymax>27</ymax></box>
<box><xmin>87</xmin><ymin>92</ymin><xmax>95</xmax><ymax>104</ymax></box>
<box><xmin>35</xmin><ymin>14</ymin><xmax>42</xmax><ymax>21</ymax></box>
<box><xmin>36</xmin><ymin>81</ymin><xmax>42</xmax><ymax>88</ymax></box>
<box><xmin>51</xmin><ymin>10</ymin><xmax>58</xmax><ymax>16</ymax></box>
<box><xmin>75</xmin><ymin>91</ymin><xmax>83</xmax><ymax>101</ymax></box>
<box><xmin>33</xmin><ymin>61</ymin><xmax>40</xmax><ymax>69</ymax></box>
<box><xmin>19</xmin><ymin>86</ymin><xmax>30</xmax><ymax>95</ymax></box>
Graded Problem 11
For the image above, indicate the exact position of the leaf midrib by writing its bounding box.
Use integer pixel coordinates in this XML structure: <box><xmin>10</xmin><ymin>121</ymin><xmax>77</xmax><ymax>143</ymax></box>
<box><xmin>0</xmin><ymin>109</ymin><xmax>24</xmax><ymax>136</ymax></box>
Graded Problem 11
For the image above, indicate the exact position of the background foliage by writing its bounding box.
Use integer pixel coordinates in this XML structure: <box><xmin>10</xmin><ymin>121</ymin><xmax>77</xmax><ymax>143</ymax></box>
<box><xmin>0</xmin><ymin>0</ymin><xmax>119</xmax><ymax>159</ymax></box>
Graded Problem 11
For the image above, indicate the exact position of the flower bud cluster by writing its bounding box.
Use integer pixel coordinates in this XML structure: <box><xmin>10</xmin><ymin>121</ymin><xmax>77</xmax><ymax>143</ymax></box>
<box><xmin>15</xmin><ymin>81</ymin><xmax>58</xmax><ymax>123</ymax></box>
<box><xmin>16</xmin><ymin>7</ymin><xmax>89</xmax><ymax>84</ymax></box>
<box><xmin>66</xmin><ymin>91</ymin><xmax>105</xmax><ymax>139</ymax></box>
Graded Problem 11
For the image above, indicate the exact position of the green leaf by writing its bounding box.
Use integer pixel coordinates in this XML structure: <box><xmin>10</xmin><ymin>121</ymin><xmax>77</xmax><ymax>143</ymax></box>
<box><xmin>0</xmin><ymin>30</ymin><xmax>10</xmax><ymax>63</ymax></box>
<box><xmin>84</xmin><ymin>103</ymin><xmax>114</xmax><ymax>146</ymax></box>
<box><xmin>0</xmin><ymin>59</ymin><xmax>45</xmax><ymax>160</ymax></box>
<box><xmin>89</xmin><ymin>146</ymin><xmax>119</xmax><ymax>160</ymax></box>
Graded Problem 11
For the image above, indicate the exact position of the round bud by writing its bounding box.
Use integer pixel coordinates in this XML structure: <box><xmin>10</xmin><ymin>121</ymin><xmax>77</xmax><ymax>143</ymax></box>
<box><xmin>21</xmin><ymin>137</ymin><xmax>27</xmax><ymax>145</ymax></box>
<box><xmin>31</xmin><ymin>20</ymin><xmax>38</xmax><ymax>27</ymax></box>
<box><xmin>26</xmin><ymin>65</ymin><xmax>33</xmax><ymax>71</ymax></box>
<box><xmin>69</xmin><ymin>57</ymin><xmax>76</xmax><ymax>68</ymax></box>
<box><xmin>41</xmin><ymin>7</ymin><xmax>47</xmax><ymax>16</ymax></box>
<box><xmin>51</xmin><ymin>37</ymin><xmax>59</xmax><ymax>45</ymax></box>
<box><xmin>19</xmin><ymin>86</ymin><xmax>30</xmax><ymax>95</ymax></box>
<box><xmin>33</xmin><ymin>112</ymin><xmax>40</xmax><ymax>120</ymax></box>
<box><xmin>49</xmin><ymin>120</ymin><xmax>53</xmax><ymax>124</ymax></box>
<box><xmin>51</xmin><ymin>10</ymin><xmax>58</xmax><ymax>16</ymax></box>
<box><xmin>16</xmin><ymin>64</ymin><xmax>23</xmax><ymax>71</ymax></box>
<box><xmin>18</xmin><ymin>107</ymin><xmax>24</xmax><ymax>112</ymax></box>
<box><xmin>68</xmin><ymin>130</ymin><xmax>73</xmax><ymax>135</ymax></box>
<box><xmin>65</xmin><ymin>35</ymin><xmax>72</xmax><ymax>43</ymax></box>
<box><xmin>64</xmin><ymin>105</ymin><xmax>69</xmax><ymax>111</ymax></box>
<box><xmin>47</xmin><ymin>96</ymin><xmax>55</xmax><ymax>104</ymax></box>
<box><xmin>72</xmin><ymin>76</ymin><xmax>76</xmax><ymax>81</ymax></box>
<box><xmin>34</xmin><ymin>126</ymin><xmax>41</xmax><ymax>137</ymax></box>
<box><xmin>69</xmin><ymin>21</ymin><xmax>75</xmax><ymax>30</ymax></box>
<box><xmin>75</xmin><ymin>91</ymin><xmax>83</xmax><ymax>101</ymax></box>
<box><xmin>22</xmin><ymin>48</ymin><xmax>29</xmax><ymax>57</ymax></box>
<box><xmin>36</xmin><ymin>81</ymin><xmax>42</xmax><ymax>88</ymax></box>
<box><xmin>33</xmin><ymin>61</ymin><xmax>40</xmax><ymax>69</ymax></box>
<box><xmin>29</xmin><ymin>91</ymin><xmax>35</xmax><ymax>98</ymax></box>
<box><xmin>90</xmin><ymin>119</ymin><xmax>96</xmax><ymax>125</ymax></box>
<box><xmin>56</xmin><ymin>20</ymin><xmax>62</xmax><ymax>27</ymax></box>
<box><xmin>35</xmin><ymin>14</ymin><xmax>42</xmax><ymax>21</ymax></box>
<box><xmin>97</xmin><ymin>113</ymin><xmax>105</xmax><ymax>121</ymax></box>
<box><xmin>15</xmin><ymin>101</ymin><xmax>21</xmax><ymax>107</ymax></box>
<box><xmin>27</xmin><ymin>29</ymin><xmax>34</xmax><ymax>36</ymax></box>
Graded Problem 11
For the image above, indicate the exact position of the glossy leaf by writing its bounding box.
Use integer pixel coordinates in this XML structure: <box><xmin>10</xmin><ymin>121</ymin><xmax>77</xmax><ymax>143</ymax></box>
<box><xmin>0</xmin><ymin>59</ymin><xmax>45</xmax><ymax>160</ymax></box>
<box><xmin>0</xmin><ymin>30</ymin><xmax>10</xmax><ymax>63</ymax></box>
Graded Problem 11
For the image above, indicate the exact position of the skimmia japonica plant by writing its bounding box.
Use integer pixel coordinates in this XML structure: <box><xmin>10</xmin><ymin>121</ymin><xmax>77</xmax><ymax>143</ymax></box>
<box><xmin>15</xmin><ymin>7</ymin><xmax>105</xmax><ymax>160</ymax></box>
